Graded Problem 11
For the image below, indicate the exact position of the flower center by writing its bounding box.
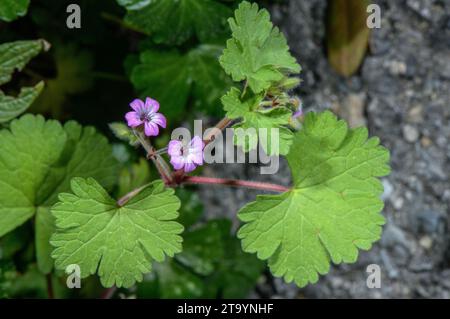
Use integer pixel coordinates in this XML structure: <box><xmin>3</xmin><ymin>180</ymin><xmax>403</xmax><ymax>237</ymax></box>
<box><xmin>139</xmin><ymin>109</ymin><xmax>153</xmax><ymax>122</ymax></box>
<box><xmin>180</xmin><ymin>145</ymin><xmax>189</xmax><ymax>156</ymax></box>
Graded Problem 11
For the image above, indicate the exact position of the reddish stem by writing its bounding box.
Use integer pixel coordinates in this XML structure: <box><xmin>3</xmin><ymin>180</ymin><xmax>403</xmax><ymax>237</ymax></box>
<box><xmin>101</xmin><ymin>286</ymin><xmax>117</xmax><ymax>299</ymax></box>
<box><xmin>181</xmin><ymin>175</ymin><xmax>290</xmax><ymax>193</ymax></box>
<box><xmin>46</xmin><ymin>274</ymin><xmax>54</xmax><ymax>299</ymax></box>
<box><xmin>203</xmin><ymin>117</ymin><xmax>233</xmax><ymax>146</ymax></box>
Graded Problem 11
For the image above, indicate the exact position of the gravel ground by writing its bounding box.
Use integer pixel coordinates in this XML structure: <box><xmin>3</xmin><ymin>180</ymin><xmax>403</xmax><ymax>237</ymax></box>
<box><xmin>196</xmin><ymin>0</ymin><xmax>450</xmax><ymax>298</ymax></box>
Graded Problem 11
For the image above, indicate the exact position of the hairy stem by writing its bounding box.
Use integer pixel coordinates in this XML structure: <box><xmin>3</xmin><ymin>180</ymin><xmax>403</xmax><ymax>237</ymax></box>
<box><xmin>203</xmin><ymin>117</ymin><xmax>233</xmax><ymax>146</ymax></box>
<box><xmin>117</xmin><ymin>183</ymin><xmax>151</xmax><ymax>207</ymax></box>
<box><xmin>134</xmin><ymin>130</ymin><xmax>173</xmax><ymax>184</ymax></box>
<box><xmin>155</xmin><ymin>146</ymin><xmax>168</xmax><ymax>155</ymax></box>
<box><xmin>181</xmin><ymin>176</ymin><xmax>290</xmax><ymax>193</ymax></box>
<box><xmin>241</xmin><ymin>80</ymin><xmax>248</xmax><ymax>99</ymax></box>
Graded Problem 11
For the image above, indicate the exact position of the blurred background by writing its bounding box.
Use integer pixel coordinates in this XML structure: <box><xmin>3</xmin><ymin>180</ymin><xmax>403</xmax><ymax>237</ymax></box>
<box><xmin>0</xmin><ymin>0</ymin><xmax>449</xmax><ymax>298</ymax></box>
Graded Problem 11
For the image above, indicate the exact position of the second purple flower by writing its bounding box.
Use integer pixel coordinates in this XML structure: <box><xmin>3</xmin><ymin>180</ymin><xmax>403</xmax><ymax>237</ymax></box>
<box><xmin>168</xmin><ymin>136</ymin><xmax>205</xmax><ymax>173</ymax></box>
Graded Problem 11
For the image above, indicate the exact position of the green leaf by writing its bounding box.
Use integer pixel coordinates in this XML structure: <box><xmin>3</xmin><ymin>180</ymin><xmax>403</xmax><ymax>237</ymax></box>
<box><xmin>237</xmin><ymin>111</ymin><xmax>390</xmax><ymax>287</ymax></box>
<box><xmin>219</xmin><ymin>1</ymin><xmax>300</xmax><ymax>93</ymax></box>
<box><xmin>327</xmin><ymin>0</ymin><xmax>370</xmax><ymax>77</ymax></box>
<box><xmin>130</xmin><ymin>45</ymin><xmax>231</xmax><ymax>119</ymax></box>
<box><xmin>189</xmin><ymin>46</ymin><xmax>233</xmax><ymax>115</ymax></box>
<box><xmin>0</xmin><ymin>115</ymin><xmax>66</xmax><ymax>237</ymax></box>
<box><xmin>0</xmin><ymin>115</ymin><xmax>119</xmax><ymax>273</ymax></box>
<box><xmin>131</xmin><ymin>50</ymin><xmax>189</xmax><ymax>120</ymax></box>
<box><xmin>0</xmin><ymin>39</ymin><xmax>49</xmax><ymax>86</ymax></box>
<box><xmin>124</xmin><ymin>0</ymin><xmax>232</xmax><ymax>45</ymax></box>
<box><xmin>0</xmin><ymin>81</ymin><xmax>44</xmax><ymax>123</ymax></box>
<box><xmin>30</xmin><ymin>43</ymin><xmax>94</xmax><ymax>117</ymax></box>
<box><xmin>0</xmin><ymin>0</ymin><xmax>30</xmax><ymax>22</ymax></box>
<box><xmin>51</xmin><ymin>178</ymin><xmax>183</xmax><ymax>288</ymax></box>
<box><xmin>109</xmin><ymin>122</ymin><xmax>139</xmax><ymax>146</ymax></box>
<box><xmin>0</xmin><ymin>40</ymin><xmax>48</xmax><ymax>123</ymax></box>
<box><xmin>116</xmin><ymin>0</ymin><xmax>151</xmax><ymax>10</ymax></box>
<box><xmin>221</xmin><ymin>87</ymin><xmax>293</xmax><ymax>155</ymax></box>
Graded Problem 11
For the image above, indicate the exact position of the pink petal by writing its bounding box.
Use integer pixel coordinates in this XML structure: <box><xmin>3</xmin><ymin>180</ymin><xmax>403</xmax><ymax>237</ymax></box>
<box><xmin>189</xmin><ymin>136</ymin><xmax>204</xmax><ymax>151</ymax></box>
<box><xmin>130</xmin><ymin>99</ymin><xmax>144</xmax><ymax>112</ymax></box>
<box><xmin>292</xmin><ymin>108</ymin><xmax>303</xmax><ymax>118</ymax></box>
<box><xmin>190</xmin><ymin>151</ymin><xmax>203</xmax><ymax>165</ymax></box>
<box><xmin>170</xmin><ymin>156</ymin><xmax>185</xmax><ymax>170</ymax></box>
<box><xmin>125</xmin><ymin>111</ymin><xmax>143</xmax><ymax>127</ymax></box>
<box><xmin>152</xmin><ymin>113</ymin><xmax>167</xmax><ymax>128</ymax></box>
<box><xmin>145</xmin><ymin>97</ymin><xmax>160</xmax><ymax>113</ymax></box>
<box><xmin>183</xmin><ymin>162</ymin><xmax>196</xmax><ymax>173</ymax></box>
<box><xmin>144</xmin><ymin>121</ymin><xmax>159</xmax><ymax>136</ymax></box>
<box><xmin>168</xmin><ymin>140</ymin><xmax>182</xmax><ymax>156</ymax></box>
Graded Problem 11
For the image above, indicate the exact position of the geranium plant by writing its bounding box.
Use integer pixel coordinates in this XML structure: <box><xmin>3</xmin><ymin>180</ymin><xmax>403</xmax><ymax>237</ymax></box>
<box><xmin>0</xmin><ymin>1</ymin><xmax>390</xmax><ymax>298</ymax></box>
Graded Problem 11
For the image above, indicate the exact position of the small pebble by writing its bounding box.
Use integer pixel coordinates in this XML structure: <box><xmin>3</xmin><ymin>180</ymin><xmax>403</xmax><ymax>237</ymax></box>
<box><xmin>407</xmin><ymin>105</ymin><xmax>423</xmax><ymax>123</ymax></box>
<box><xmin>419</xmin><ymin>236</ymin><xmax>433</xmax><ymax>250</ymax></box>
<box><xmin>403</xmin><ymin>124</ymin><xmax>419</xmax><ymax>143</ymax></box>
<box><xmin>387</xmin><ymin>60</ymin><xmax>407</xmax><ymax>76</ymax></box>
<box><xmin>420</xmin><ymin>136</ymin><xmax>432</xmax><ymax>147</ymax></box>
<box><xmin>392</xmin><ymin>197</ymin><xmax>404</xmax><ymax>210</ymax></box>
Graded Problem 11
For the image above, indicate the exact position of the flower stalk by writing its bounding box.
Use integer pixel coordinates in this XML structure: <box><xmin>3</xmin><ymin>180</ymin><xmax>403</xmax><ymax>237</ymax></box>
<box><xmin>134</xmin><ymin>130</ymin><xmax>173</xmax><ymax>184</ymax></box>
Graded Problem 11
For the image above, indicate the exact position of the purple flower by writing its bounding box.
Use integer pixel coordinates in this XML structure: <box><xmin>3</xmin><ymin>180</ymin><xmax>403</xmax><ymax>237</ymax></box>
<box><xmin>168</xmin><ymin>136</ymin><xmax>204</xmax><ymax>173</ymax></box>
<box><xmin>292</xmin><ymin>98</ymin><xmax>303</xmax><ymax>118</ymax></box>
<box><xmin>125</xmin><ymin>97</ymin><xmax>167</xmax><ymax>137</ymax></box>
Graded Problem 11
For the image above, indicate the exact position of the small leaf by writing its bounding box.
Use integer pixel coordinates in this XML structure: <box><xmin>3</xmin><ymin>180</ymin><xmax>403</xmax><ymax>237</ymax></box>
<box><xmin>238</xmin><ymin>111</ymin><xmax>390</xmax><ymax>287</ymax></box>
<box><xmin>0</xmin><ymin>81</ymin><xmax>44</xmax><ymax>123</ymax></box>
<box><xmin>123</xmin><ymin>0</ymin><xmax>232</xmax><ymax>45</ymax></box>
<box><xmin>220</xmin><ymin>1</ymin><xmax>300</xmax><ymax>93</ymax></box>
<box><xmin>51</xmin><ymin>178</ymin><xmax>183</xmax><ymax>288</ymax></box>
<box><xmin>0</xmin><ymin>0</ymin><xmax>30</xmax><ymax>22</ymax></box>
<box><xmin>109</xmin><ymin>122</ymin><xmax>139</xmax><ymax>146</ymax></box>
<box><xmin>327</xmin><ymin>0</ymin><xmax>370</xmax><ymax>77</ymax></box>
<box><xmin>0</xmin><ymin>39</ymin><xmax>49</xmax><ymax>86</ymax></box>
<box><xmin>221</xmin><ymin>87</ymin><xmax>293</xmax><ymax>155</ymax></box>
